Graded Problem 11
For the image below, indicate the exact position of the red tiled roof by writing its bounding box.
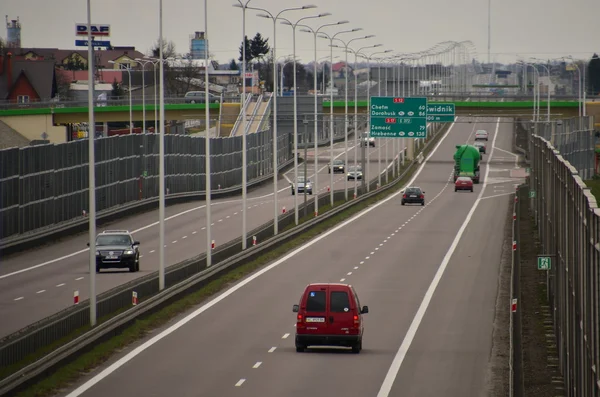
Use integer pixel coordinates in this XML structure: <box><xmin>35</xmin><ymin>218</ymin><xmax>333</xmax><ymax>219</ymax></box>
<box><xmin>57</xmin><ymin>69</ymin><xmax>123</xmax><ymax>84</ymax></box>
<box><xmin>13</xmin><ymin>47</ymin><xmax>146</xmax><ymax>69</ymax></box>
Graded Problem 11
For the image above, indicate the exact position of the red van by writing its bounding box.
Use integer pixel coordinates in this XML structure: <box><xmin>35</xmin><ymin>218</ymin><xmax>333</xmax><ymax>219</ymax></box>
<box><xmin>292</xmin><ymin>283</ymin><xmax>369</xmax><ymax>353</ymax></box>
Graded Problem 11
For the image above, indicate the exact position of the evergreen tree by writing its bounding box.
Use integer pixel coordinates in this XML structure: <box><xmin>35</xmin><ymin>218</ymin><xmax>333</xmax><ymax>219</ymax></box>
<box><xmin>229</xmin><ymin>59</ymin><xmax>239</xmax><ymax>70</ymax></box>
<box><xmin>111</xmin><ymin>78</ymin><xmax>125</xmax><ymax>99</ymax></box>
<box><xmin>250</xmin><ymin>32</ymin><xmax>270</xmax><ymax>61</ymax></box>
<box><xmin>588</xmin><ymin>53</ymin><xmax>600</xmax><ymax>95</ymax></box>
<box><xmin>238</xmin><ymin>36</ymin><xmax>253</xmax><ymax>65</ymax></box>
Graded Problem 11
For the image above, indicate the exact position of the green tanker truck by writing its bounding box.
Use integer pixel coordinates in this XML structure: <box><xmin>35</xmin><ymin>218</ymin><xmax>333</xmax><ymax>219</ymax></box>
<box><xmin>453</xmin><ymin>144</ymin><xmax>481</xmax><ymax>183</ymax></box>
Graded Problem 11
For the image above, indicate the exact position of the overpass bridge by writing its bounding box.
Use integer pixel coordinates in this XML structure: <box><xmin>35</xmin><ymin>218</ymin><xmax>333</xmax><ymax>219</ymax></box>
<box><xmin>0</xmin><ymin>95</ymin><xmax>593</xmax><ymax>144</ymax></box>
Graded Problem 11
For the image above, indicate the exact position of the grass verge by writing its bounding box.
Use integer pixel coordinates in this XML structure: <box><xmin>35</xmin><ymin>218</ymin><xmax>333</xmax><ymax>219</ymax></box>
<box><xmin>584</xmin><ymin>178</ymin><xmax>600</xmax><ymax>202</ymax></box>
<box><xmin>519</xmin><ymin>190</ymin><xmax>564</xmax><ymax>396</ymax></box>
<box><xmin>14</xmin><ymin>125</ymin><xmax>450</xmax><ymax>397</ymax></box>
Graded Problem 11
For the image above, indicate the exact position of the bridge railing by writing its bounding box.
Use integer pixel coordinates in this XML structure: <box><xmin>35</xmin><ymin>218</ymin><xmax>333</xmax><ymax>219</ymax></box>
<box><xmin>0</xmin><ymin>93</ymin><xmax>585</xmax><ymax>111</ymax></box>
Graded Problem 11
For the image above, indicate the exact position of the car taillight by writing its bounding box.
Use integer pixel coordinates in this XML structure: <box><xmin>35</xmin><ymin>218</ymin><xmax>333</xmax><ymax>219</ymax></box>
<box><xmin>420</xmin><ymin>195</ymin><xmax>424</xmax><ymax>199</ymax></box>
<box><xmin>403</xmin><ymin>194</ymin><xmax>407</xmax><ymax>198</ymax></box>
<box><xmin>353</xmin><ymin>314</ymin><xmax>360</xmax><ymax>328</ymax></box>
<box><xmin>297</xmin><ymin>314</ymin><xmax>303</xmax><ymax>322</ymax></box>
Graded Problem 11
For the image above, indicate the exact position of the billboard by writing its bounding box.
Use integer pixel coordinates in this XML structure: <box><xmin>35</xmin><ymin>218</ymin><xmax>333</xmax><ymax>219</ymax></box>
<box><xmin>75</xmin><ymin>24</ymin><xmax>111</xmax><ymax>37</ymax></box>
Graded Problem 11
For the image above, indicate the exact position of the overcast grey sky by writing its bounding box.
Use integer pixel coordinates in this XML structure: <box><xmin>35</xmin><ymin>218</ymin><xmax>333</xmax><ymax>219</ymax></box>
<box><xmin>2</xmin><ymin>0</ymin><xmax>599</xmax><ymax>65</ymax></box>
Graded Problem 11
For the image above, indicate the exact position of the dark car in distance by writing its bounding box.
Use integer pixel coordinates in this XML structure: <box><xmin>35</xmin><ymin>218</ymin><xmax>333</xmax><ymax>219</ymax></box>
<box><xmin>89</xmin><ymin>230</ymin><xmax>141</xmax><ymax>273</ymax></box>
<box><xmin>401</xmin><ymin>187</ymin><xmax>425</xmax><ymax>206</ymax></box>
<box><xmin>329</xmin><ymin>159</ymin><xmax>345</xmax><ymax>173</ymax></box>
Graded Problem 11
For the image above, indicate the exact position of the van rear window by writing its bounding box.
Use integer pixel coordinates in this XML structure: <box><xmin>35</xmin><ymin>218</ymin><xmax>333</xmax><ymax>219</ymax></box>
<box><xmin>330</xmin><ymin>291</ymin><xmax>350</xmax><ymax>313</ymax></box>
<box><xmin>305</xmin><ymin>290</ymin><xmax>326</xmax><ymax>312</ymax></box>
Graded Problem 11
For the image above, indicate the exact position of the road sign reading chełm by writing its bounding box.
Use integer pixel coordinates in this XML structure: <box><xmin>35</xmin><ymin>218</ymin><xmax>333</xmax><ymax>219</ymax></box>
<box><xmin>426</xmin><ymin>103</ymin><xmax>455</xmax><ymax>122</ymax></box>
<box><xmin>537</xmin><ymin>256</ymin><xmax>551</xmax><ymax>270</ymax></box>
<box><xmin>370</xmin><ymin>97</ymin><xmax>428</xmax><ymax>138</ymax></box>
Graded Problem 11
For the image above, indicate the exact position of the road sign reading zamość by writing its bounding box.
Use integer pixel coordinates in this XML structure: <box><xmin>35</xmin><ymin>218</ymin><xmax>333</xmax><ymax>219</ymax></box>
<box><xmin>537</xmin><ymin>256</ymin><xmax>551</xmax><ymax>270</ymax></box>
<box><xmin>370</xmin><ymin>97</ymin><xmax>428</xmax><ymax>138</ymax></box>
<box><xmin>426</xmin><ymin>103</ymin><xmax>455</xmax><ymax>123</ymax></box>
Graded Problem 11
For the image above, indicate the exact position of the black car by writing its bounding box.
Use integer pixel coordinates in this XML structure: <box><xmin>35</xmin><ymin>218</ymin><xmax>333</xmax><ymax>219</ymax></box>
<box><xmin>89</xmin><ymin>230</ymin><xmax>141</xmax><ymax>273</ymax></box>
<box><xmin>329</xmin><ymin>159</ymin><xmax>345</xmax><ymax>173</ymax></box>
<box><xmin>401</xmin><ymin>187</ymin><xmax>425</xmax><ymax>206</ymax></box>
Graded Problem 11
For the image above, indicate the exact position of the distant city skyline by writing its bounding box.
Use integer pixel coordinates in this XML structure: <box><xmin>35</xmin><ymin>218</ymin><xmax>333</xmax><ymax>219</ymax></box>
<box><xmin>2</xmin><ymin>0</ymin><xmax>599</xmax><ymax>65</ymax></box>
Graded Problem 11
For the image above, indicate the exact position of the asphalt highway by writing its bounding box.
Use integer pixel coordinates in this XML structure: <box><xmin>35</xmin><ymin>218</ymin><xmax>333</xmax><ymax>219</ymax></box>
<box><xmin>61</xmin><ymin>118</ymin><xmax>524</xmax><ymax>397</ymax></box>
<box><xmin>0</xmin><ymin>136</ymin><xmax>401</xmax><ymax>337</ymax></box>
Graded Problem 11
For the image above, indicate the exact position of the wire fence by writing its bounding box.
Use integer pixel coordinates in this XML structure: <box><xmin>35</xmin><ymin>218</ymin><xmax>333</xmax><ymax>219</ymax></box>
<box><xmin>526</xmin><ymin>116</ymin><xmax>600</xmax><ymax>396</ymax></box>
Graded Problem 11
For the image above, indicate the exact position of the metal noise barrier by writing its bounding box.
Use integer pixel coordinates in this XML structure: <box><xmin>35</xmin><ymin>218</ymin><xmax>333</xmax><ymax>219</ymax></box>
<box><xmin>0</xmin><ymin>123</ymin><xmax>447</xmax><ymax>395</ymax></box>
<box><xmin>526</xmin><ymin>128</ymin><xmax>600</xmax><ymax>396</ymax></box>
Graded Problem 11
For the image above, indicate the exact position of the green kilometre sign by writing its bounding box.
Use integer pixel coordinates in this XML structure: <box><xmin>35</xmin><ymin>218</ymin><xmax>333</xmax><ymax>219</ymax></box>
<box><xmin>369</xmin><ymin>97</ymin><xmax>428</xmax><ymax>138</ymax></box>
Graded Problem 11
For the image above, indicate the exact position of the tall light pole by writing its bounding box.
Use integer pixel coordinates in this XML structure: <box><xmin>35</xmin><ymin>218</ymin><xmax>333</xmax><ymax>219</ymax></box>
<box><xmin>281</xmin><ymin>11</ymin><xmax>330</xmax><ymax>226</ymax></box>
<box><xmin>253</xmin><ymin>5</ymin><xmax>316</xmax><ymax>235</ymax></box>
<box><xmin>565</xmin><ymin>56</ymin><xmax>582</xmax><ymax>117</ymax></box>
<box><xmin>233</xmin><ymin>0</ymin><xmax>252</xmax><ymax>249</ymax></box>
<box><xmin>204</xmin><ymin>0</ymin><xmax>212</xmax><ymax>266</ymax></box>
<box><xmin>330</xmin><ymin>34</ymin><xmax>375</xmax><ymax>201</ymax></box>
<box><xmin>344</xmin><ymin>44</ymin><xmax>381</xmax><ymax>198</ymax></box>
<box><xmin>134</xmin><ymin>57</ymin><xmax>152</xmax><ymax>133</ymax></box>
<box><xmin>318</xmin><ymin>28</ymin><xmax>362</xmax><ymax>206</ymax></box>
<box><xmin>300</xmin><ymin>20</ymin><xmax>349</xmax><ymax>217</ymax></box>
<box><xmin>487</xmin><ymin>0</ymin><xmax>491</xmax><ymax>64</ymax></box>
<box><xmin>143</xmin><ymin>57</ymin><xmax>162</xmax><ymax>130</ymax></box>
<box><xmin>109</xmin><ymin>60</ymin><xmax>133</xmax><ymax>134</ymax></box>
<box><xmin>360</xmin><ymin>49</ymin><xmax>392</xmax><ymax>192</ymax></box>
<box><xmin>531</xmin><ymin>59</ymin><xmax>551</xmax><ymax>121</ymax></box>
<box><xmin>86</xmin><ymin>0</ymin><xmax>97</xmax><ymax>327</ymax></box>
<box><xmin>158</xmin><ymin>0</ymin><xmax>166</xmax><ymax>290</ymax></box>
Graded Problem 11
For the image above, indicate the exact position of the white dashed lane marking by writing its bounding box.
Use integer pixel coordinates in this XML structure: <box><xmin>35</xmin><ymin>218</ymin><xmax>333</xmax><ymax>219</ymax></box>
<box><xmin>56</xmin><ymin>283</ymin><xmax>65</xmax><ymax>287</ymax></box>
<box><xmin>235</xmin><ymin>379</ymin><xmax>246</xmax><ymax>387</ymax></box>
<box><xmin>268</xmin><ymin>347</ymin><xmax>276</xmax><ymax>353</ymax></box>
<box><xmin>36</xmin><ymin>290</ymin><xmax>45</xmax><ymax>294</ymax></box>
<box><xmin>75</xmin><ymin>277</ymin><xmax>84</xmax><ymax>281</ymax></box>
<box><xmin>252</xmin><ymin>362</ymin><xmax>262</xmax><ymax>369</ymax></box>
<box><xmin>14</xmin><ymin>297</ymin><xmax>24</xmax><ymax>301</ymax></box>
<box><xmin>282</xmin><ymin>333</ymin><xmax>290</xmax><ymax>339</ymax></box>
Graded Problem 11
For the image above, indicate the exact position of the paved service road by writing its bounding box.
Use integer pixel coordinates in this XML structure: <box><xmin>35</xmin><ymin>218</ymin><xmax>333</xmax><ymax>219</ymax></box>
<box><xmin>61</xmin><ymin>118</ymin><xmax>518</xmax><ymax>397</ymax></box>
<box><xmin>0</xmin><ymin>136</ymin><xmax>399</xmax><ymax>337</ymax></box>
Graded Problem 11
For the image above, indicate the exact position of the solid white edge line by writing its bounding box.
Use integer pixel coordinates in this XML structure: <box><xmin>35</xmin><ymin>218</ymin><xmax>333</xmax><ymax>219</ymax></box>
<box><xmin>375</xmin><ymin>117</ymin><xmax>500</xmax><ymax>397</ymax></box>
<box><xmin>64</xmin><ymin>119</ymin><xmax>457</xmax><ymax>397</ymax></box>
<box><xmin>480</xmin><ymin>192</ymin><xmax>516</xmax><ymax>200</ymax></box>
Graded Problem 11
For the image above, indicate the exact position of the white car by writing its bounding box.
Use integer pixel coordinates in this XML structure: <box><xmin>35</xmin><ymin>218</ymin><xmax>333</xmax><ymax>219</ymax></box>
<box><xmin>362</xmin><ymin>132</ymin><xmax>375</xmax><ymax>147</ymax></box>
<box><xmin>474</xmin><ymin>130</ymin><xmax>488</xmax><ymax>141</ymax></box>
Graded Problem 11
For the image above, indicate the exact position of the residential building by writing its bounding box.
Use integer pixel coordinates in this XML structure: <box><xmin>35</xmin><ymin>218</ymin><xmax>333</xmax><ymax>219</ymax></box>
<box><xmin>0</xmin><ymin>52</ymin><xmax>57</xmax><ymax>103</ymax></box>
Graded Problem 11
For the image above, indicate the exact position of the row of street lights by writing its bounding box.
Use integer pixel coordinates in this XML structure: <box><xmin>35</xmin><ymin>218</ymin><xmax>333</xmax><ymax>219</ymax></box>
<box><xmin>84</xmin><ymin>0</ymin><xmax>474</xmax><ymax>327</ymax></box>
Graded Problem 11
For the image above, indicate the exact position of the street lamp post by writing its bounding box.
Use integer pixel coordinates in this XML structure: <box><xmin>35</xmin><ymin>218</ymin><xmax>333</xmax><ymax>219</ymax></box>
<box><xmin>134</xmin><ymin>58</ymin><xmax>152</xmax><ymax>133</ymax></box>
<box><xmin>158</xmin><ymin>0</ymin><xmax>166</xmax><ymax>290</ymax></box>
<box><xmin>345</xmin><ymin>44</ymin><xmax>381</xmax><ymax>198</ymax></box>
<box><xmin>233</xmin><ymin>0</ymin><xmax>252</xmax><ymax>249</ymax></box>
<box><xmin>531</xmin><ymin>60</ymin><xmax>551</xmax><ymax>121</ymax></box>
<box><xmin>281</xmin><ymin>11</ymin><xmax>331</xmax><ymax>226</ymax></box>
<box><xmin>565</xmin><ymin>56</ymin><xmax>582</xmax><ymax>117</ymax></box>
<box><xmin>299</xmin><ymin>20</ymin><xmax>349</xmax><ymax>217</ymax></box>
<box><xmin>86</xmin><ymin>0</ymin><xmax>97</xmax><ymax>327</ymax></box>
<box><xmin>330</xmin><ymin>34</ymin><xmax>375</xmax><ymax>201</ymax></box>
<box><xmin>360</xmin><ymin>50</ymin><xmax>392</xmax><ymax>192</ymax></box>
<box><xmin>253</xmin><ymin>5</ymin><xmax>316</xmax><ymax>235</ymax></box>
<box><xmin>204</xmin><ymin>0</ymin><xmax>212</xmax><ymax>267</ymax></box>
<box><xmin>318</xmin><ymin>28</ymin><xmax>363</xmax><ymax>207</ymax></box>
<box><xmin>109</xmin><ymin>60</ymin><xmax>133</xmax><ymax>134</ymax></box>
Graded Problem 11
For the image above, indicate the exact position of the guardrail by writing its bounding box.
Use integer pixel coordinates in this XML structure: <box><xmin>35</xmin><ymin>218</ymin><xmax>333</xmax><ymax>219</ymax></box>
<box><xmin>0</xmin><ymin>121</ymin><xmax>447</xmax><ymax>394</ymax></box>
<box><xmin>510</xmin><ymin>186</ymin><xmax>524</xmax><ymax>397</ymax></box>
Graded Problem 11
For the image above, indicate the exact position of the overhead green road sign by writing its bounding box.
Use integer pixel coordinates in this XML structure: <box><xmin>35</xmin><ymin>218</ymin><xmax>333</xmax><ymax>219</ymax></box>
<box><xmin>370</xmin><ymin>97</ymin><xmax>428</xmax><ymax>138</ymax></box>
<box><xmin>427</xmin><ymin>103</ymin><xmax>455</xmax><ymax>122</ymax></box>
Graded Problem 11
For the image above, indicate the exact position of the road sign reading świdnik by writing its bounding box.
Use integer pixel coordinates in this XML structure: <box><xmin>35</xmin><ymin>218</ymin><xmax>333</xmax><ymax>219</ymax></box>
<box><xmin>427</xmin><ymin>103</ymin><xmax>455</xmax><ymax>122</ymax></box>
<box><xmin>370</xmin><ymin>97</ymin><xmax>428</xmax><ymax>139</ymax></box>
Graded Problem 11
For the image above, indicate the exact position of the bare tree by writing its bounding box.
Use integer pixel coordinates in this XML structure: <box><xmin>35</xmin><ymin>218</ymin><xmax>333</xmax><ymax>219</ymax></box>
<box><xmin>149</xmin><ymin>39</ymin><xmax>177</xmax><ymax>59</ymax></box>
<box><xmin>55</xmin><ymin>69</ymin><xmax>72</xmax><ymax>100</ymax></box>
<box><xmin>166</xmin><ymin>58</ymin><xmax>204</xmax><ymax>96</ymax></box>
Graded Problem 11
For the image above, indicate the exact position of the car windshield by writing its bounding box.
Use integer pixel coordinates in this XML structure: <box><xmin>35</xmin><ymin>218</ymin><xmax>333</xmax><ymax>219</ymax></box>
<box><xmin>333</xmin><ymin>160</ymin><xmax>344</xmax><ymax>165</ymax></box>
<box><xmin>297</xmin><ymin>177</ymin><xmax>309</xmax><ymax>183</ymax></box>
<box><xmin>96</xmin><ymin>235</ymin><xmax>131</xmax><ymax>246</ymax></box>
<box><xmin>348</xmin><ymin>166</ymin><xmax>362</xmax><ymax>172</ymax></box>
<box><xmin>457</xmin><ymin>177</ymin><xmax>472</xmax><ymax>182</ymax></box>
<box><xmin>405</xmin><ymin>188</ymin><xmax>421</xmax><ymax>194</ymax></box>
